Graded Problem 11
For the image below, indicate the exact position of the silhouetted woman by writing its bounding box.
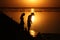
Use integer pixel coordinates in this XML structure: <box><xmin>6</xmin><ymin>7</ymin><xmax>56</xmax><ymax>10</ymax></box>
<box><xmin>20</xmin><ymin>13</ymin><xmax>25</xmax><ymax>31</ymax></box>
<box><xmin>18</xmin><ymin>13</ymin><xmax>25</xmax><ymax>40</ymax></box>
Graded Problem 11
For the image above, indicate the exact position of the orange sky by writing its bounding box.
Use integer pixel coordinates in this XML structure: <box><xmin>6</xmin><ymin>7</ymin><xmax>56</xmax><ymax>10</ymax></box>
<box><xmin>0</xmin><ymin>0</ymin><xmax>60</xmax><ymax>33</ymax></box>
<box><xmin>0</xmin><ymin>0</ymin><xmax>60</xmax><ymax>7</ymax></box>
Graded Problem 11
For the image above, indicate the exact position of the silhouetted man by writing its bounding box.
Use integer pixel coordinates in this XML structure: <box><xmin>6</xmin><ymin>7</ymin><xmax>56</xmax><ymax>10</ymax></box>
<box><xmin>27</xmin><ymin>13</ymin><xmax>34</xmax><ymax>32</ymax></box>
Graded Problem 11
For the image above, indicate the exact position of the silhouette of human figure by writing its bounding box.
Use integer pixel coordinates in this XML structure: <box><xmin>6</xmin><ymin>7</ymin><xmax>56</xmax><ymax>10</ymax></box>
<box><xmin>18</xmin><ymin>13</ymin><xmax>25</xmax><ymax>40</ymax></box>
<box><xmin>20</xmin><ymin>13</ymin><xmax>25</xmax><ymax>31</ymax></box>
<box><xmin>27</xmin><ymin>13</ymin><xmax>34</xmax><ymax>32</ymax></box>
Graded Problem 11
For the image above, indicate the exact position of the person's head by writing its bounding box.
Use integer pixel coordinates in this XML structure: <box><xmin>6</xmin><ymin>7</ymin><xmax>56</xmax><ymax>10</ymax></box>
<box><xmin>31</xmin><ymin>13</ymin><xmax>34</xmax><ymax>16</ymax></box>
<box><xmin>22</xmin><ymin>13</ymin><xmax>25</xmax><ymax>16</ymax></box>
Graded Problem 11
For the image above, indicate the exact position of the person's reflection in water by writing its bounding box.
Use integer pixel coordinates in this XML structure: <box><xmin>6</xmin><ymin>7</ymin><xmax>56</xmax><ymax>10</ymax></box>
<box><xmin>27</xmin><ymin>13</ymin><xmax>34</xmax><ymax>32</ymax></box>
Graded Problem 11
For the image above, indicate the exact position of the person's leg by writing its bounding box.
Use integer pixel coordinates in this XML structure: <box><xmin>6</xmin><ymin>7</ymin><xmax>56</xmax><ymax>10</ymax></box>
<box><xmin>28</xmin><ymin>24</ymin><xmax>31</xmax><ymax>32</ymax></box>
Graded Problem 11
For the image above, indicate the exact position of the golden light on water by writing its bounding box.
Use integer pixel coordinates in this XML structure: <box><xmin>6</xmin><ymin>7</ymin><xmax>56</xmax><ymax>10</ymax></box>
<box><xmin>31</xmin><ymin>8</ymin><xmax>35</xmax><ymax>22</ymax></box>
<box><xmin>31</xmin><ymin>8</ymin><xmax>34</xmax><ymax>13</ymax></box>
<box><xmin>30</xmin><ymin>30</ymin><xmax>36</xmax><ymax>37</ymax></box>
<box><xmin>31</xmin><ymin>16</ymin><xmax>35</xmax><ymax>22</ymax></box>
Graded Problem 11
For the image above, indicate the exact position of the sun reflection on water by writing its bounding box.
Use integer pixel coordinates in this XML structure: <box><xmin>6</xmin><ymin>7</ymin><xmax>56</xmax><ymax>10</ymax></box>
<box><xmin>30</xmin><ymin>30</ymin><xmax>36</xmax><ymax>37</ymax></box>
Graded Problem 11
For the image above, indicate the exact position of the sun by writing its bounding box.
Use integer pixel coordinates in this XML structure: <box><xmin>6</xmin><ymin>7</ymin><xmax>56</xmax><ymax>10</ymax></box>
<box><xmin>28</xmin><ymin>0</ymin><xmax>37</xmax><ymax>3</ymax></box>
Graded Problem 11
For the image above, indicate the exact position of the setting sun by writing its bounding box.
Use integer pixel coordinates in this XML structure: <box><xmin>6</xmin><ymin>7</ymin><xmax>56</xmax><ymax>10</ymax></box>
<box><xmin>28</xmin><ymin>0</ymin><xmax>38</xmax><ymax>3</ymax></box>
<box><xmin>29</xmin><ymin>0</ymin><xmax>37</xmax><ymax>2</ymax></box>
